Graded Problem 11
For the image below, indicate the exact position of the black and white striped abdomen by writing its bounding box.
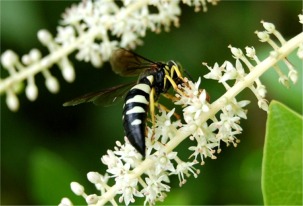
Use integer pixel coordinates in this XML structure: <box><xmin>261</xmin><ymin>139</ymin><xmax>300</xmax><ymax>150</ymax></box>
<box><xmin>122</xmin><ymin>75</ymin><xmax>154</xmax><ymax>157</ymax></box>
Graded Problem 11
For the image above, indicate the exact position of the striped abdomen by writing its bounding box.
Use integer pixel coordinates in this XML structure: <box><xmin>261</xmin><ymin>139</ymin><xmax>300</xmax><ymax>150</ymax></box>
<box><xmin>122</xmin><ymin>75</ymin><xmax>154</xmax><ymax>157</ymax></box>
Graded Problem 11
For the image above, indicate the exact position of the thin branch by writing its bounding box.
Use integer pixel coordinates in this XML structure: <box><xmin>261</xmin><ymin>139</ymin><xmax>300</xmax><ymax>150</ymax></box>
<box><xmin>95</xmin><ymin>32</ymin><xmax>303</xmax><ymax>205</ymax></box>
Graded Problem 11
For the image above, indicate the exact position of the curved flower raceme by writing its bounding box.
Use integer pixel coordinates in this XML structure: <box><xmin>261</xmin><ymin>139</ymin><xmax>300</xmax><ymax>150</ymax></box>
<box><xmin>0</xmin><ymin>0</ymin><xmax>218</xmax><ymax>111</ymax></box>
<box><xmin>59</xmin><ymin>16</ymin><xmax>303</xmax><ymax>205</ymax></box>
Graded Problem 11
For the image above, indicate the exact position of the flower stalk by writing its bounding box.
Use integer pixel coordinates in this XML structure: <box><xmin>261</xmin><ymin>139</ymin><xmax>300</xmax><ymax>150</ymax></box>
<box><xmin>92</xmin><ymin>30</ymin><xmax>303</xmax><ymax>205</ymax></box>
<box><xmin>1</xmin><ymin>0</ymin><xmax>217</xmax><ymax>111</ymax></box>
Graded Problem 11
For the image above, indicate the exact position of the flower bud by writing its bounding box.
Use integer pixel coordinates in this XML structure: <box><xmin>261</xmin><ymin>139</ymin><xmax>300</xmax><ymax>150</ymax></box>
<box><xmin>45</xmin><ymin>76</ymin><xmax>59</xmax><ymax>93</ymax></box>
<box><xmin>87</xmin><ymin>172</ymin><xmax>101</xmax><ymax>184</ymax></box>
<box><xmin>229</xmin><ymin>45</ymin><xmax>243</xmax><ymax>59</ymax></box>
<box><xmin>59</xmin><ymin>198</ymin><xmax>73</xmax><ymax>206</ymax></box>
<box><xmin>38</xmin><ymin>29</ymin><xmax>53</xmax><ymax>45</ymax></box>
<box><xmin>288</xmin><ymin>70</ymin><xmax>298</xmax><ymax>84</ymax></box>
<box><xmin>1</xmin><ymin>50</ymin><xmax>18</xmax><ymax>68</ymax></box>
<box><xmin>262</xmin><ymin>21</ymin><xmax>275</xmax><ymax>33</ymax></box>
<box><xmin>256</xmin><ymin>31</ymin><xmax>269</xmax><ymax>42</ymax></box>
<box><xmin>245</xmin><ymin>46</ymin><xmax>256</xmax><ymax>58</ymax></box>
<box><xmin>22</xmin><ymin>55</ymin><xmax>31</xmax><ymax>65</ymax></box>
<box><xmin>6</xmin><ymin>91</ymin><xmax>19</xmax><ymax>111</ymax></box>
<box><xmin>29</xmin><ymin>49</ymin><xmax>42</xmax><ymax>62</ymax></box>
<box><xmin>61</xmin><ymin>59</ymin><xmax>75</xmax><ymax>83</ymax></box>
<box><xmin>26</xmin><ymin>83</ymin><xmax>38</xmax><ymax>101</ymax></box>
<box><xmin>258</xmin><ymin>99</ymin><xmax>268</xmax><ymax>112</ymax></box>
<box><xmin>70</xmin><ymin>182</ymin><xmax>85</xmax><ymax>196</ymax></box>
<box><xmin>86</xmin><ymin>194</ymin><xmax>99</xmax><ymax>204</ymax></box>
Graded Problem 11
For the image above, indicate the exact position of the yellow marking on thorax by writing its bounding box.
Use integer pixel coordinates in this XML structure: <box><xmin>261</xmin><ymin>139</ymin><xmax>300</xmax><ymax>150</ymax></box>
<box><xmin>146</xmin><ymin>75</ymin><xmax>154</xmax><ymax>84</ymax></box>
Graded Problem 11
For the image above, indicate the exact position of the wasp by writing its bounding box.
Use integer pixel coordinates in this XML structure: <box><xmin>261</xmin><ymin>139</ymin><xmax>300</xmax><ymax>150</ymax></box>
<box><xmin>64</xmin><ymin>49</ymin><xmax>186</xmax><ymax>157</ymax></box>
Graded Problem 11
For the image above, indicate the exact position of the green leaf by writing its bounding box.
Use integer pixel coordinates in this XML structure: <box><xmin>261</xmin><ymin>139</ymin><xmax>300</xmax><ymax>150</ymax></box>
<box><xmin>29</xmin><ymin>148</ymin><xmax>83</xmax><ymax>205</ymax></box>
<box><xmin>262</xmin><ymin>101</ymin><xmax>302</xmax><ymax>205</ymax></box>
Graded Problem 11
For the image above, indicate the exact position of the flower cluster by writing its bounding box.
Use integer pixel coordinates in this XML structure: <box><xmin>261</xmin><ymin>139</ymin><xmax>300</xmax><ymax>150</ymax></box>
<box><xmin>0</xmin><ymin>0</ymin><xmax>218</xmax><ymax>111</ymax></box>
<box><xmin>58</xmin><ymin>76</ymin><xmax>251</xmax><ymax>205</ymax></box>
<box><xmin>59</xmin><ymin>17</ymin><xmax>303</xmax><ymax>206</ymax></box>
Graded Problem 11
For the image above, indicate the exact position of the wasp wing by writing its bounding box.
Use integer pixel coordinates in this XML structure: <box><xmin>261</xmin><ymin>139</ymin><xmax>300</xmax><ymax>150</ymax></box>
<box><xmin>110</xmin><ymin>48</ymin><xmax>158</xmax><ymax>77</ymax></box>
<box><xmin>63</xmin><ymin>82</ymin><xmax>136</xmax><ymax>107</ymax></box>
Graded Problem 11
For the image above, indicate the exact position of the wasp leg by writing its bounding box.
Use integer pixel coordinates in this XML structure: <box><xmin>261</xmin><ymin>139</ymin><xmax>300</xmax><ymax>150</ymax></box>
<box><xmin>149</xmin><ymin>87</ymin><xmax>156</xmax><ymax>139</ymax></box>
<box><xmin>161</xmin><ymin>93</ymin><xmax>179</xmax><ymax>102</ymax></box>
<box><xmin>165</xmin><ymin>75</ymin><xmax>186</xmax><ymax>97</ymax></box>
<box><xmin>171</xmin><ymin>65</ymin><xmax>185</xmax><ymax>82</ymax></box>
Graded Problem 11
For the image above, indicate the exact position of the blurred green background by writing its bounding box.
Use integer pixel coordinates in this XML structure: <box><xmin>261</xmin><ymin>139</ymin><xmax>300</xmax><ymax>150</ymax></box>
<box><xmin>1</xmin><ymin>1</ymin><xmax>302</xmax><ymax>205</ymax></box>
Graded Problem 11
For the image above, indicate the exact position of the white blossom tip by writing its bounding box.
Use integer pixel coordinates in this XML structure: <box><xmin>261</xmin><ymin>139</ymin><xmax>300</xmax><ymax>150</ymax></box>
<box><xmin>245</xmin><ymin>46</ymin><xmax>256</xmax><ymax>58</ymax></box>
<box><xmin>38</xmin><ymin>29</ymin><xmax>53</xmax><ymax>45</ymax></box>
<box><xmin>29</xmin><ymin>49</ymin><xmax>42</xmax><ymax>61</ymax></box>
<box><xmin>261</xmin><ymin>21</ymin><xmax>275</xmax><ymax>33</ymax></box>
<box><xmin>257</xmin><ymin>85</ymin><xmax>267</xmax><ymax>98</ymax></box>
<box><xmin>6</xmin><ymin>92</ymin><xmax>19</xmax><ymax>111</ymax></box>
<box><xmin>255</xmin><ymin>31</ymin><xmax>270</xmax><ymax>42</ymax></box>
<box><xmin>87</xmin><ymin>172</ymin><xmax>101</xmax><ymax>184</ymax></box>
<box><xmin>228</xmin><ymin>45</ymin><xmax>243</xmax><ymax>59</ymax></box>
<box><xmin>59</xmin><ymin>197</ymin><xmax>73</xmax><ymax>206</ymax></box>
<box><xmin>299</xmin><ymin>14</ymin><xmax>303</xmax><ymax>24</ymax></box>
<box><xmin>1</xmin><ymin>50</ymin><xmax>18</xmax><ymax>68</ymax></box>
<box><xmin>288</xmin><ymin>70</ymin><xmax>298</xmax><ymax>84</ymax></box>
<box><xmin>86</xmin><ymin>194</ymin><xmax>99</xmax><ymax>204</ymax></box>
<box><xmin>61</xmin><ymin>62</ymin><xmax>75</xmax><ymax>83</ymax></box>
<box><xmin>258</xmin><ymin>99</ymin><xmax>269</xmax><ymax>112</ymax></box>
<box><xmin>45</xmin><ymin>76</ymin><xmax>60</xmax><ymax>93</ymax></box>
<box><xmin>21</xmin><ymin>55</ymin><xmax>31</xmax><ymax>65</ymax></box>
<box><xmin>70</xmin><ymin>182</ymin><xmax>85</xmax><ymax>196</ymax></box>
<box><xmin>25</xmin><ymin>84</ymin><xmax>38</xmax><ymax>101</ymax></box>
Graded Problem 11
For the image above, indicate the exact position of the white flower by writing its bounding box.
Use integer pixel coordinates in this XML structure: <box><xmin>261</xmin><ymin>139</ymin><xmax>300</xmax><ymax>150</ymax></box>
<box><xmin>175</xmin><ymin>78</ymin><xmax>210</xmax><ymax>126</ymax></box>
<box><xmin>219</xmin><ymin>61</ymin><xmax>238</xmax><ymax>82</ymax></box>
<box><xmin>245</xmin><ymin>46</ymin><xmax>256</xmax><ymax>59</ymax></box>
<box><xmin>219</xmin><ymin>60</ymin><xmax>245</xmax><ymax>83</ymax></box>
<box><xmin>55</xmin><ymin>26</ymin><xmax>76</xmax><ymax>46</ymax></box>
<box><xmin>225</xmin><ymin>98</ymin><xmax>250</xmax><ymax>119</ymax></box>
<box><xmin>76</xmin><ymin>39</ymin><xmax>103</xmax><ymax>67</ymax></box>
<box><xmin>151</xmin><ymin>151</ymin><xmax>177</xmax><ymax>175</ymax></box>
<box><xmin>256</xmin><ymin>31</ymin><xmax>270</xmax><ymax>42</ymax></box>
<box><xmin>229</xmin><ymin>46</ymin><xmax>243</xmax><ymax>59</ymax></box>
<box><xmin>258</xmin><ymin>98</ymin><xmax>269</xmax><ymax>112</ymax></box>
<box><xmin>100</xmin><ymin>40</ymin><xmax>118</xmax><ymax>60</ymax></box>
<box><xmin>101</xmin><ymin>150</ymin><xmax>121</xmax><ymax>170</ymax></box>
<box><xmin>117</xmin><ymin>176</ymin><xmax>143</xmax><ymax>205</ymax></box>
<box><xmin>154</xmin><ymin>108</ymin><xmax>180</xmax><ymax>143</ymax></box>
<box><xmin>188</xmin><ymin>133</ymin><xmax>218</xmax><ymax>163</ymax></box>
<box><xmin>107</xmin><ymin>160</ymin><xmax>131</xmax><ymax>178</ymax></box>
<box><xmin>142</xmin><ymin>174</ymin><xmax>170</xmax><ymax>205</ymax></box>
<box><xmin>218</xmin><ymin>112</ymin><xmax>242</xmax><ymax>133</ymax></box>
<box><xmin>203</xmin><ymin>62</ymin><xmax>223</xmax><ymax>80</ymax></box>
<box><xmin>145</xmin><ymin>128</ymin><xmax>169</xmax><ymax>157</ymax></box>
<box><xmin>174</xmin><ymin>161</ymin><xmax>199</xmax><ymax>186</ymax></box>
